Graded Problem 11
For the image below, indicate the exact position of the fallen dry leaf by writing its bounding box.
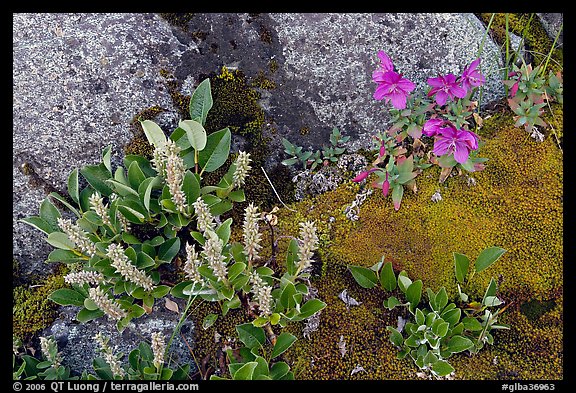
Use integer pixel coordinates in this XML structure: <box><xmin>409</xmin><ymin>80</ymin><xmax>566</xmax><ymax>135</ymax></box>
<box><xmin>165</xmin><ymin>297</ymin><xmax>179</xmax><ymax>313</ymax></box>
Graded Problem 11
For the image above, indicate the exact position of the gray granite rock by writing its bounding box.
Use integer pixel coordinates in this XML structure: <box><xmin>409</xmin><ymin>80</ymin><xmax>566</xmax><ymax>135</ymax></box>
<box><xmin>44</xmin><ymin>304</ymin><xmax>197</xmax><ymax>377</ymax></box>
<box><xmin>13</xmin><ymin>13</ymin><xmax>184</xmax><ymax>276</ymax></box>
<box><xmin>537</xmin><ymin>13</ymin><xmax>563</xmax><ymax>46</ymax></box>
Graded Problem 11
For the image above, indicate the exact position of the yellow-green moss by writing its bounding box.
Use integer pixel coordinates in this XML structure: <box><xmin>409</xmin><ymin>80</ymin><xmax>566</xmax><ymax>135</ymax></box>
<box><xmin>251</xmin><ymin>70</ymin><xmax>277</xmax><ymax>90</ymax></box>
<box><xmin>13</xmin><ymin>274</ymin><xmax>66</xmax><ymax>341</ymax></box>
<box><xmin>267</xmin><ymin>107</ymin><xmax>562</xmax><ymax>379</ymax></box>
<box><xmin>479</xmin><ymin>13</ymin><xmax>563</xmax><ymax>75</ymax></box>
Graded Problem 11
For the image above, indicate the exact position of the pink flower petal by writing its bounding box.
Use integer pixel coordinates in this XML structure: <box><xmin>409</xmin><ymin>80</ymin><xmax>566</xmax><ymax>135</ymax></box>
<box><xmin>453</xmin><ymin>144</ymin><xmax>470</xmax><ymax>164</ymax></box>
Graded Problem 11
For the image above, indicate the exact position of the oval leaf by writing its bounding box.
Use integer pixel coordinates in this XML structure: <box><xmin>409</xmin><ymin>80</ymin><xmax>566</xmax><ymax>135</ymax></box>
<box><xmin>46</xmin><ymin>232</ymin><xmax>76</xmax><ymax>250</ymax></box>
<box><xmin>179</xmin><ymin>119</ymin><xmax>207</xmax><ymax>151</ymax></box>
<box><xmin>40</xmin><ymin>198</ymin><xmax>61</xmax><ymax>232</ymax></box>
<box><xmin>454</xmin><ymin>252</ymin><xmax>470</xmax><ymax>284</ymax></box>
<box><xmin>271</xmin><ymin>332</ymin><xmax>297</xmax><ymax>358</ymax></box>
<box><xmin>348</xmin><ymin>265</ymin><xmax>378</xmax><ymax>289</ymax></box>
<box><xmin>68</xmin><ymin>168</ymin><xmax>80</xmax><ymax>204</ymax></box>
<box><xmin>447</xmin><ymin>335</ymin><xmax>474</xmax><ymax>354</ymax></box>
<box><xmin>405</xmin><ymin>280</ymin><xmax>423</xmax><ymax>307</ymax></box>
<box><xmin>474</xmin><ymin>246</ymin><xmax>506</xmax><ymax>273</ymax></box>
<box><xmin>380</xmin><ymin>261</ymin><xmax>397</xmax><ymax>291</ymax></box>
<box><xmin>48</xmin><ymin>288</ymin><xmax>86</xmax><ymax>306</ymax></box>
<box><xmin>198</xmin><ymin>128</ymin><xmax>231</xmax><ymax>174</ymax></box>
<box><xmin>140</xmin><ymin>119</ymin><xmax>167</xmax><ymax>148</ymax></box>
<box><xmin>236</xmin><ymin>323</ymin><xmax>266</xmax><ymax>350</ymax></box>
<box><xmin>189</xmin><ymin>78</ymin><xmax>213</xmax><ymax>126</ymax></box>
<box><xmin>432</xmin><ymin>359</ymin><xmax>454</xmax><ymax>377</ymax></box>
<box><xmin>202</xmin><ymin>313</ymin><xmax>218</xmax><ymax>330</ymax></box>
<box><xmin>233</xmin><ymin>362</ymin><xmax>258</xmax><ymax>380</ymax></box>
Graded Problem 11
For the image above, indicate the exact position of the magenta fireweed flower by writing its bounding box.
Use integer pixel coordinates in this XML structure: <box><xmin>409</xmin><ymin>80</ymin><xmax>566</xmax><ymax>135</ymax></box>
<box><xmin>427</xmin><ymin>74</ymin><xmax>467</xmax><ymax>106</ymax></box>
<box><xmin>382</xmin><ymin>172</ymin><xmax>390</xmax><ymax>197</ymax></box>
<box><xmin>460</xmin><ymin>58</ymin><xmax>485</xmax><ymax>93</ymax></box>
<box><xmin>373</xmin><ymin>71</ymin><xmax>416</xmax><ymax>110</ymax></box>
<box><xmin>377</xmin><ymin>50</ymin><xmax>394</xmax><ymax>73</ymax></box>
<box><xmin>353</xmin><ymin>168</ymin><xmax>378</xmax><ymax>183</ymax></box>
<box><xmin>422</xmin><ymin>118</ymin><xmax>445</xmax><ymax>137</ymax></box>
<box><xmin>433</xmin><ymin>125</ymin><xmax>479</xmax><ymax>164</ymax></box>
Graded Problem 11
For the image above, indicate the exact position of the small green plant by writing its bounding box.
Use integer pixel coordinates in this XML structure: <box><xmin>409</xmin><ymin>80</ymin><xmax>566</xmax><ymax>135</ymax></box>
<box><xmin>20</xmin><ymin>78</ymin><xmax>248</xmax><ymax>331</ymax></box>
<box><xmin>210</xmin><ymin>323</ymin><xmax>296</xmax><ymax>380</ymax></box>
<box><xmin>504</xmin><ymin>62</ymin><xmax>563</xmax><ymax>143</ymax></box>
<box><xmin>281</xmin><ymin>127</ymin><xmax>350</xmax><ymax>171</ymax></box>
<box><xmin>348</xmin><ymin>246</ymin><xmax>508</xmax><ymax>378</ymax></box>
<box><xmin>13</xmin><ymin>336</ymin><xmax>77</xmax><ymax>380</ymax></box>
<box><xmin>84</xmin><ymin>332</ymin><xmax>190</xmax><ymax>380</ymax></box>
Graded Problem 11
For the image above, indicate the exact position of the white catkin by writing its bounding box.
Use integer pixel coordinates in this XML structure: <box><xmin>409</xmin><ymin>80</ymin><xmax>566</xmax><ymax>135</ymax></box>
<box><xmin>57</xmin><ymin>217</ymin><xmax>97</xmax><ymax>257</ymax></box>
<box><xmin>88</xmin><ymin>286</ymin><xmax>126</xmax><ymax>321</ymax></box>
<box><xmin>184</xmin><ymin>242</ymin><xmax>205</xmax><ymax>286</ymax></box>
<box><xmin>164</xmin><ymin>140</ymin><xmax>188</xmax><ymax>214</ymax></box>
<box><xmin>202</xmin><ymin>231</ymin><xmax>228</xmax><ymax>282</ymax></box>
<box><xmin>249</xmin><ymin>272</ymin><xmax>273</xmax><ymax>317</ymax></box>
<box><xmin>39</xmin><ymin>336</ymin><xmax>62</xmax><ymax>368</ymax></box>
<box><xmin>106</xmin><ymin>243</ymin><xmax>155</xmax><ymax>291</ymax></box>
<box><xmin>89</xmin><ymin>193</ymin><xmax>112</xmax><ymax>227</ymax></box>
<box><xmin>151</xmin><ymin>332</ymin><xmax>165</xmax><ymax>369</ymax></box>
<box><xmin>242</xmin><ymin>203</ymin><xmax>262</xmax><ymax>262</ymax></box>
<box><xmin>232</xmin><ymin>151</ymin><xmax>252</xmax><ymax>188</ymax></box>
<box><xmin>297</xmin><ymin>221</ymin><xmax>319</xmax><ymax>273</ymax></box>
<box><xmin>64</xmin><ymin>271</ymin><xmax>104</xmax><ymax>286</ymax></box>
<box><xmin>192</xmin><ymin>197</ymin><xmax>216</xmax><ymax>234</ymax></box>
<box><xmin>94</xmin><ymin>333</ymin><xmax>125</xmax><ymax>378</ymax></box>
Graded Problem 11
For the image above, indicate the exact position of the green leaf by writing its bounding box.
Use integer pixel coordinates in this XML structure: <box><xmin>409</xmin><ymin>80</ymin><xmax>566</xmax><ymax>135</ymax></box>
<box><xmin>40</xmin><ymin>198</ymin><xmax>62</xmax><ymax>232</ymax></box>
<box><xmin>124</xmin><ymin>155</ymin><xmax>156</xmax><ymax>178</ymax></box>
<box><xmin>280</xmin><ymin>281</ymin><xmax>297</xmax><ymax>309</ymax></box>
<box><xmin>228</xmin><ymin>189</ymin><xmax>245</xmax><ymax>202</ymax></box>
<box><xmin>431</xmin><ymin>359</ymin><xmax>454</xmax><ymax>377</ymax></box>
<box><xmin>442</xmin><ymin>308</ymin><xmax>461</xmax><ymax>327</ymax></box>
<box><xmin>228</xmin><ymin>262</ymin><xmax>246</xmax><ymax>281</ymax></box>
<box><xmin>189</xmin><ymin>78</ymin><xmax>213</xmax><ymax>126</ymax></box>
<box><xmin>48</xmin><ymin>288</ymin><xmax>86</xmax><ymax>306</ymax></box>
<box><xmin>101</xmin><ymin>145</ymin><xmax>112</xmax><ymax>173</ymax></box>
<box><xmin>391</xmin><ymin>184</ymin><xmax>404</xmax><ymax>211</ymax></box>
<box><xmin>127</xmin><ymin>161</ymin><xmax>146</xmax><ymax>190</ymax></box>
<box><xmin>117</xmin><ymin>202</ymin><xmax>146</xmax><ymax>223</ymax></box>
<box><xmin>286</xmin><ymin>238</ymin><xmax>299</xmax><ymax>276</ymax></box>
<box><xmin>454</xmin><ymin>252</ymin><xmax>470</xmax><ymax>284</ymax></box>
<box><xmin>483</xmin><ymin>296</ymin><xmax>504</xmax><ymax>307</ymax></box>
<box><xmin>158</xmin><ymin>237</ymin><xmax>180</xmax><ymax>263</ymax></box>
<box><xmin>387</xmin><ymin>326</ymin><xmax>404</xmax><ymax>347</ymax></box>
<box><xmin>183</xmin><ymin>171</ymin><xmax>200</xmax><ymax>207</ymax></box>
<box><xmin>294</xmin><ymin>299</ymin><xmax>326</xmax><ymax>320</ymax></box>
<box><xmin>397</xmin><ymin>272</ymin><xmax>412</xmax><ymax>293</ymax></box>
<box><xmin>406</xmin><ymin>280</ymin><xmax>423</xmax><ymax>307</ymax></box>
<box><xmin>432</xmin><ymin>320</ymin><xmax>449</xmax><ymax>338</ymax></box>
<box><xmin>68</xmin><ymin>168</ymin><xmax>80</xmax><ymax>204</ymax></box>
<box><xmin>19</xmin><ymin>216</ymin><xmax>52</xmax><ymax>235</ymax></box>
<box><xmin>80</xmin><ymin>164</ymin><xmax>113</xmax><ymax>196</ymax></box>
<box><xmin>415</xmin><ymin>308</ymin><xmax>425</xmax><ymax>325</ymax></box>
<box><xmin>106</xmin><ymin>179</ymin><xmax>139</xmax><ymax>197</ymax></box>
<box><xmin>47</xmin><ymin>249</ymin><xmax>86</xmax><ymax>263</ymax></box>
<box><xmin>233</xmin><ymin>362</ymin><xmax>258</xmax><ymax>380</ymax></box>
<box><xmin>198</xmin><ymin>128</ymin><xmax>231</xmax><ymax>174</ymax></box>
<box><xmin>447</xmin><ymin>335</ymin><xmax>474</xmax><ymax>353</ymax></box>
<box><xmin>202</xmin><ymin>313</ymin><xmax>218</xmax><ymax>330</ymax></box>
<box><xmin>140</xmin><ymin>119</ymin><xmax>167</xmax><ymax>148</ymax></box>
<box><xmin>170</xmin><ymin>281</ymin><xmax>193</xmax><ymax>299</ymax></box>
<box><xmin>270</xmin><ymin>362</ymin><xmax>290</xmax><ymax>380</ymax></box>
<box><xmin>84</xmin><ymin>297</ymin><xmax>99</xmax><ymax>311</ymax></box>
<box><xmin>462</xmin><ymin>317</ymin><xmax>483</xmax><ymax>331</ymax></box>
<box><xmin>216</xmin><ymin>218</ymin><xmax>232</xmax><ymax>245</ymax></box>
<box><xmin>271</xmin><ymin>332</ymin><xmax>297</xmax><ymax>358</ymax></box>
<box><xmin>435</xmin><ymin>287</ymin><xmax>448</xmax><ymax>312</ymax></box>
<box><xmin>76</xmin><ymin>307</ymin><xmax>104</xmax><ymax>323</ymax></box>
<box><xmin>383</xmin><ymin>296</ymin><xmax>401</xmax><ymax>310</ymax></box>
<box><xmin>46</xmin><ymin>232</ymin><xmax>76</xmax><ymax>250</ymax></box>
<box><xmin>151</xmin><ymin>285</ymin><xmax>170</xmax><ymax>299</ymax></box>
<box><xmin>179</xmin><ymin>119</ymin><xmax>207</xmax><ymax>151</ymax></box>
<box><xmin>348</xmin><ymin>265</ymin><xmax>378</xmax><ymax>289</ymax></box>
<box><xmin>474</xmin><ymin>246</ymin><xmax>506</xmax><ymax>273</ymax></box>
<box><xmin>482</xmin><ymin>278</ymin><xmax>498</xmax><ymax>305</ymax></box>
<box><xmin>209</xmin><ymin>200</ymin><xmax>233</xmax><ymax>216</ymax></box>
<box><xmin>379</xmin><ymin>261</ymin><xmax>397</xmax><ymax>291</ymax></box>
<box><xmin>236</xmin><ymin>323</ymin><xmax>265</xmax><ymax>350</ymax></box>
<box><xmin>49</xmin><ymin>192</ymin><xmax>81</xmax><ymax>219</ymax></box>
